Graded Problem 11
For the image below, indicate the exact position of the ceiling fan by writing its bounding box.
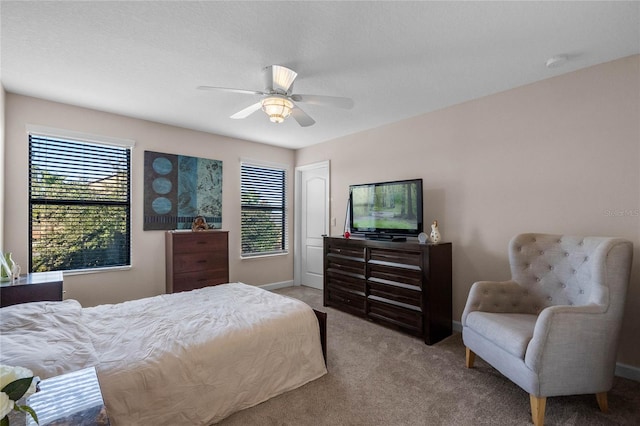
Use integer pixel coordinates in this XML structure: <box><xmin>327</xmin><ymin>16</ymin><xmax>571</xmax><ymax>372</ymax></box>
<box><xmin>197</xmin><ymin>65</ymin><xmax>354</xmax><ymax>127</ymax></box>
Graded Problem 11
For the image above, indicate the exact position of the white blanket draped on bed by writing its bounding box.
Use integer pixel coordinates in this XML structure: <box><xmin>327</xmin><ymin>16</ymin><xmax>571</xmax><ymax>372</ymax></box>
<box><xmin>0</xmin><ymin>282</ymin><xmax>327</xmax><ymax>425</ymax></box>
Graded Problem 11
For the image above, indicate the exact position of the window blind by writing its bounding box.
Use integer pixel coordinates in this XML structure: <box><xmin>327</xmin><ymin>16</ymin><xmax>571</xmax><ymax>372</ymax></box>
<box><xmin>240</xmin><ymin>163</ymin><xmax>287</xmax><ymax>257</ymax></box>
<box><xmin>29</xmin><ymin>134</ymin><xmax>132</xmax><ymax>272</ymax></box>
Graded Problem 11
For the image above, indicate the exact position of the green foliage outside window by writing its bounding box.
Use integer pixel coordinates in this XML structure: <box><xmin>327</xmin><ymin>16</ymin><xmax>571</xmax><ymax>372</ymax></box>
<box><xmin>241</xmin><ymin>192</ymin><xmax>284</xmax><ymax>255</ymax></box>
<box><xmin>29</xmin><ymin>134</ymin><xmax>131</xmax><ymax>273</ymax></box>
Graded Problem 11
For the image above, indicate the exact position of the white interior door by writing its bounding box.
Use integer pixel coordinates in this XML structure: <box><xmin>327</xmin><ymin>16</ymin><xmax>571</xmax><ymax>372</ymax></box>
<box><xmin>295</xmin><ymin>161</ymin><xmax>329</xmax><ymax>289</ymax></box>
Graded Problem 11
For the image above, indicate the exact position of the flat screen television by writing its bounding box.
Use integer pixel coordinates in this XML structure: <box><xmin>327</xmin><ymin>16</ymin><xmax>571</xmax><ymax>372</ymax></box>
<box><xmin>349</xmin><ymin>178</ymin><xmax>423</xmax><ymax>238</ymax></box>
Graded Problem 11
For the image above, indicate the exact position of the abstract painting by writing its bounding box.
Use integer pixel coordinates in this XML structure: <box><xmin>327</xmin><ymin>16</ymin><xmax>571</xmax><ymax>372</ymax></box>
<box><xmin>144</xmin><ymin>150</ymin><xmax>222</xmax><ymax>230</ymax></box>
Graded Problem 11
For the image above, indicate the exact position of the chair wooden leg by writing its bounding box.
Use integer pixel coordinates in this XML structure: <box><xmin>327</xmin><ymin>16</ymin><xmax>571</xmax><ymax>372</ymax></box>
<box><xmin>596</xmin><ymin>392</ymin><xmax>608</xmax><ymax>413</ymax></box>
<box><xmin>465</xmin><ymin>347</ymin><xmax>475</xmax><ymax>368</ymax></box>
<box><xmin>530</xmin><ymin>394</ymin><xmax>546</xmax><ymax>426</ymax></box>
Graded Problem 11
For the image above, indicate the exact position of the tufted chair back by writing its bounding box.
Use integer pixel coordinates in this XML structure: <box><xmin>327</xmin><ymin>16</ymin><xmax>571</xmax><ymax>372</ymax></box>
<box><xmin>509</xmin><ymin>233</ymin><xmax>631</xmax><ymax>316</ymax></box>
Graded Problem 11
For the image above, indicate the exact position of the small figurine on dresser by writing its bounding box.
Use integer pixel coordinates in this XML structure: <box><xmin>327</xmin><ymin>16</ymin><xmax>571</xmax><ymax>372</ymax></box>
<box><xmin>11</xmin><ymin>263</ymin><xmax>21</xmax><ymax>282</ymax></box>
<box><xmin>191</xmin><ymin>215</ymin><xmax>210</xmax><ymax>231</ymax></box>
<box><xmin>430</xmin><ymin>220</ymin><xmax>441</xmax><ymax>244</ymax></box>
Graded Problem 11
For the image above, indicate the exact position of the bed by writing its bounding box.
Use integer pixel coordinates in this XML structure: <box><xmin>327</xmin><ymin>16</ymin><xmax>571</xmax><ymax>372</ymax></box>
<box><xmin>0</xmin><ymin>282</ymin><xmax>327</xmax><ymax>425</ymax></box>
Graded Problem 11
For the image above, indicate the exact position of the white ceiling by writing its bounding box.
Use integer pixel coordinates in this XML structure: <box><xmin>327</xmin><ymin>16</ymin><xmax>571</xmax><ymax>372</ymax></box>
<box><xmin>1</xmin><ymin>1</ymin><xmax>639</xmax><ymax>150</ymax></box>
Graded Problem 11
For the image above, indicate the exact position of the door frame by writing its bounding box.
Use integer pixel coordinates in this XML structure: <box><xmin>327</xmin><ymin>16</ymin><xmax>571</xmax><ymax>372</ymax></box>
<box><xmin>294</xmin><ymin>160</ymin><xmax>330</xmax><ymax>287</ymax></box>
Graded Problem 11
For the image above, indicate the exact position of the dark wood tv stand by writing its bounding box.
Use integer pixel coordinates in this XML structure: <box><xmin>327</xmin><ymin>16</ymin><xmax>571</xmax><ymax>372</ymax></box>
<box><xmin>323</xmin><ymin>236</ymin><xmax>452</xmax><ymax>345</ymax></box>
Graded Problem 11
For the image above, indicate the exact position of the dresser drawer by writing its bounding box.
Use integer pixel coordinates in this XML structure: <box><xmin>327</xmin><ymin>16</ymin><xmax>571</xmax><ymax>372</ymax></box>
<box><xmin>368</xmin><ymin>296</ymin><xmax>423</xmax><ymax>334</ymax></box>
<box><xmin>327</xmin><ymin>287</ymin><xmax>366</xmax><ymax>314</ymax></box>
<box><xmin>369</xmin><ymin>247</ymin><xmax>422</xmax><ymax>267</ymax></box>
<box><xmin>173</xmin><ymin>252</ymin><xmax>227</xmax><ymax>273</ymax></box>
<box><xmin>326</xmin><ymin>253</ymin><xmax>365</xmax><ymax>276</ymax></box>
<box><xmin>172</xmin><ymin>233</ymin><xmax>228</xmax><ymax>254</ymax></box>
<box><xmin>326</xmin><ymin>243</ymin><xmax>365</xmax><ymax>259</ymax></box>
<box><xmin>326</xmin><ymin>269</ymin><xmax>365</xmax><ymax>293</ymax></box>
<box><xmin>368</xmin><ymin>278</ymin><xmax>421</xmax><ymax>308</ymax></box>
<box><xmin>172</xmin><ymin>269</ymin><xmax>228</xmax><ymax>292</ymax></box>
<box><xmin>368</xmin><ymin>261</ymin><xmax>422</xmax><ymax>288</ymax></box>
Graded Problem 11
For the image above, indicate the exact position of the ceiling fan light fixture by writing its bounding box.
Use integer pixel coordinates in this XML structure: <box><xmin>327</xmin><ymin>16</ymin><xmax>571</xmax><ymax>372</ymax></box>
<box><xmin>261</xmin><ymin>96</ymin><xmax>293</xmax><ymax>123</ymax></box>
<box><xmin>200</xmin><ymin>65</ymin><xmax>351</xmax><ymax>127</ymax></box>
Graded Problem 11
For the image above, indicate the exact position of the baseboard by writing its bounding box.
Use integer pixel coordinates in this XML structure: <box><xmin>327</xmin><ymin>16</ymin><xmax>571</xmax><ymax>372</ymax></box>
<box><xmin>615</xmin><ymin>363</ymin><xmax>640</xmax><ymax>382</ymax></box>
<box><xmin>259</xmin><ymin>280</ymin><xmax>294</xmax><ymax>291</ymax></box>
<box><xmin>452</xmin><ymin>320</ymin><xmax>639</xmax><ymax>382</ymax></box>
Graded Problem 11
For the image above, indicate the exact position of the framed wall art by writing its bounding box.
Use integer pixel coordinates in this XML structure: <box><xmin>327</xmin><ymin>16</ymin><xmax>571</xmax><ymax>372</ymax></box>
<box><xmin>143</xmin><ymin>151</ymin><xmax>222</xmax><ymax>230</ymax></box>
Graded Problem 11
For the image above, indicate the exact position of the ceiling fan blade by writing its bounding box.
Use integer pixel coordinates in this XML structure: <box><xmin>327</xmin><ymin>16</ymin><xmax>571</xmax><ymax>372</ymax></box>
<box><xmin>290</xmin><ymin>105</ymin><xmax>316</xmax><ymax>127</ymax></box>
<box><xmin>230</xmin><ymin>102</ymin><xmax>263</xmax><ymax>119</ymax></box>
<box><xmin>197</xmin><ymin>86</ymin><xmax>265</xmax><ymax>96</ymax></box>
<box><xmin>265</xmin><ymin>65</ymin><xmax>298</xmax><ymax>94</ymax></box>
<box><xmin>290</xmin><ymin>94</ymin><xmax>354</xmax><ymax>109</ymax></box>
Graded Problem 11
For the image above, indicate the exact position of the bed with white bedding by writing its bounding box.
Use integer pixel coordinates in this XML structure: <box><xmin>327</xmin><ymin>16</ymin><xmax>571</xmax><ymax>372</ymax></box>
<box><xmin>0</xmin><ymin>282</ymin><xmax>327</xmax><ymax>425</ymax></box>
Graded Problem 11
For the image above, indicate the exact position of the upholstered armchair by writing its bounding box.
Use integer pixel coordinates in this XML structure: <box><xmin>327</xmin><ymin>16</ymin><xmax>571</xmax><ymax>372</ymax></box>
<box><xmin>462</xmin><ymin>233</ymin><xmax>633</xmax><ymax>426</ymax></box>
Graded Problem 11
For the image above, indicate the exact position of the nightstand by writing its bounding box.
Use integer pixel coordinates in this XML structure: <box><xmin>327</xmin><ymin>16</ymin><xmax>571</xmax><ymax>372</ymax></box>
<box><xmin>0</xmin><ymin>271</ymin><xmax>64</xmax><ymax>307</ymax></box>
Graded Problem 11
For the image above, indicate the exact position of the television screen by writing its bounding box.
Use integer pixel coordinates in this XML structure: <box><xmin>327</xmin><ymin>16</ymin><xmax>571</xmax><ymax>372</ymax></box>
<box><xmin>349</xmin><ymin>178</ymin><xmax>423</xmax><ymax>237</ymax></box>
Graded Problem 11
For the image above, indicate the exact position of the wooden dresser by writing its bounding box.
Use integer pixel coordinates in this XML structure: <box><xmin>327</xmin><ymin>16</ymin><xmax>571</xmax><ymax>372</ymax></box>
<box><xmin>0</xmin><ymin>271</ymin><xmax>64</xmax><ymax>307</ymax></box>
<box><xmin>323</xmin><ymin>236</ymin><xmax>452</xmax><ymax>345</ymax></box>
<box><xmin>165</xmin><ymin>230</ymin><xmax>229</xmax><ymax>293</ymax></box>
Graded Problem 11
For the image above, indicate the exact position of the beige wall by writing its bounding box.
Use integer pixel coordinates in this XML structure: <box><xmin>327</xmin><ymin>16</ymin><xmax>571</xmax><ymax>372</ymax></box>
<box><xmin>296</xmin><ymin>55</ymin><xmax>640</xmax><ymax>367</ymax></box>
<box><xmin>4</xmin><ymin>94</ymin><xmax>295</xmax><ymax>307</ymax></box>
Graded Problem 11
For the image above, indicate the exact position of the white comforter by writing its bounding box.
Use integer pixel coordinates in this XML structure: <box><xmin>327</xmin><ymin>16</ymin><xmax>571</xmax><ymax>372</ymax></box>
<box><xmin>0</xmin><ymin>283</ymin><xmax>327</xmax><ymax>425</ymax></box>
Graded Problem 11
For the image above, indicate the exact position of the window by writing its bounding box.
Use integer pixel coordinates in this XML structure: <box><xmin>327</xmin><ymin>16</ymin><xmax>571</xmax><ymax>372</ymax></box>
<box><xmin>28</xmin><ymin>129</ymin><xmax>133</xmax><ymax>273</ymax></box>
<box><xmin>240</xmin><ymin>162</ymin><xmax>288</xmax><ymax>257</ymax></box>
